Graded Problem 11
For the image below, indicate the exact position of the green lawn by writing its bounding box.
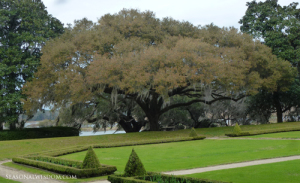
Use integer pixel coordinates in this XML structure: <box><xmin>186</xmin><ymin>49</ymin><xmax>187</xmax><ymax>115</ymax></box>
<box><xmin>61</xmin><ymin>139</ymin><xmax>300</xmax><ymax>174</ymax></box>
<box><xmin>249</xmin><ymin>131</ymin><xmax>300</xmax><ymax>139</ymax></box>
<box><xmin>0</xmin><ymin>176</ymin><xmax>20</xmax><ymax>183</ymax></box>
<box><xmin>1</xmin><ymin>122</ymin><xmax>300</xmax><ymax>160</ymax></box>
<box><xmin>187</xmin><ymin>159</ymin><xmax>300</xmax><ymax>183</ymax></box>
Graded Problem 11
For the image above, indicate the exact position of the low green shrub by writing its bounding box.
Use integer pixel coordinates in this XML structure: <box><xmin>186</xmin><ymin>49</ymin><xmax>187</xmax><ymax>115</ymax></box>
<box><xmin>82</xmin><ymin>146</ymin><xmax>101</xmax><ymax>169</ymax></box>
<box><xmin>0</xmin><ymin>127</ymin><xmax>79</xmax><ymax>141</ymax></box>
<box><xmin>225</xmin><ymin>126</ymin><xmax>300</xmax><ymax>137</ymax></box>
<box><xmin>124</xmin><ymin>149</ymin><xmax>146</xmax><ymax>177</ymax></box>
<box><xmin>192</xmin><ymin>136</ymin><xmax>207</xmax><ymax>140</ymax></box>
<box><xmin>108</xmin><ymin>175</ymin><xmax>150</xmax><ymax>183</ymax></box>
<box><xmin>189</xmin><ymin>128</ymin><xmax>198</xmax><ymax>137</ymax></box>
<box><xmin>147</xmin><ymin>172</ymin><xmax>231</xmax><ymax>183</ymax></box>
<box><xmin>108</xmin><ymin>172</ymin><xmax>231</xmax><ymax>183</ymax></box>
<box><xmin>225</xmin><ymin>132</ymin><xmax>250</xmax><ymax>137</ymax></box>
<box><xmin>27</xmin><ymin>156</ymin><xmax>83</xmax><ymax>169</ymax></box>
<box><xmin>12</xmin><ymin>157</ymin><xmax>116</xmax><ymax>178</ymax></box>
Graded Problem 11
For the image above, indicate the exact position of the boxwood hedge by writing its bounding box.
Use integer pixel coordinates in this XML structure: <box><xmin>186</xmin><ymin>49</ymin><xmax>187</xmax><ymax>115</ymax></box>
<box><xmin>12</xmin><ymin>157</ymin><xmax>116</xmax><ymax>178</ymax></box>
<box><xmin>0</xmin><ymin>127</ymin><xmax>79</xmax><ymax>141</ymax></box>
<box><xmin>108</xmin><ymin>172</ymin><xmax>231</xmax><ymax>183</ymax></box>
<box><xmin>225</xmin><ymin>127</ymin><xmax>300</xmax><ymax>137</ymax></box>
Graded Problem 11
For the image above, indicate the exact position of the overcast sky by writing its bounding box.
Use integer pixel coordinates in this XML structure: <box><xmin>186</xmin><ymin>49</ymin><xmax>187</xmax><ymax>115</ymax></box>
<box><xmin>42</xmin><ymin>0</ymin><xmax>299</xmax><ymax>29</ymax></box>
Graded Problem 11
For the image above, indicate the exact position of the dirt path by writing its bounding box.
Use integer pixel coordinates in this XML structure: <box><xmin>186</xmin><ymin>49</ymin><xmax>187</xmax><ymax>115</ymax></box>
<box><xmin>2</xmin><ymin>155</ymin><xmax>300</xmax><ymax>182</ymax></box>
<box><xmin>163</xmin><ymin>155</ymin><xmax>300</xmax><ymax>175</ymax></box>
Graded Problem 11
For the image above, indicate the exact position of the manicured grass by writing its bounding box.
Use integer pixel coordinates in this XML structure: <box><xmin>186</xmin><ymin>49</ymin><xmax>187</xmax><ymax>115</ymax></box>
<box><xmin>1</xmin><ymin>122</ymin><xmax>300</xmax><ymax>160</ymax></box>
<box><xmin>186</xmin><ymin>159</ymin><xmax>300</xmax><ymax>183</ymax></box>
<box><xmin>0</xmin><ymin>130</ymin><xmax>192</xmax><ymax>160</ymax></box>
<box><xmin>249</xmin><ymin>131</ymin><xmax>300</xmax><ymax>139</ymax></box>
<box><xmin>2</xmin><ymin>162</ymin><xmax>107</xmax><ymax>183</ymax></box>
<box><xmin>60</xmin><ymin>139</ymin><xmax>300</xmax><ymax>174</ymax></box>
<box><xmin>0</xmin><ymin>176</ymin><xmax>20</xmax><ymax>183</ymax></box>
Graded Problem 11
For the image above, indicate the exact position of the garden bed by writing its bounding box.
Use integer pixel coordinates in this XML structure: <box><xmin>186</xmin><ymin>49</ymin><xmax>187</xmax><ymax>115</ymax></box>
<box><xmin>12</xmin><ymin>136</ymin><xmax>205</xmax><ymax>178</ymax></box>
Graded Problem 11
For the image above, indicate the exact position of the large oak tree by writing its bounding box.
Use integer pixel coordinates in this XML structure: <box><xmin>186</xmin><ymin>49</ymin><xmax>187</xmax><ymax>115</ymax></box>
<box><xmin>23</xmin><ymin>9</ymin><xmax>296</xmax><ymax>131</ymax></box>
<box><xmin>0</xmin><ymin>0</ymin><xmax>64</xmax><ymax>129</ymax></box>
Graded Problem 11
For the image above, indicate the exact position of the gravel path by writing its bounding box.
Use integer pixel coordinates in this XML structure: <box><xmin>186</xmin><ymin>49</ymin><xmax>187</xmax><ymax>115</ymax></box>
<box><xmin>163</xmin><ymin>155</ymin><xmax>300</xmax><ymax>175</ymax></box>
<box><xmin>2</xmin><ymin>154</ymin><xmax>300</xmax><ymax>182</ymax></box>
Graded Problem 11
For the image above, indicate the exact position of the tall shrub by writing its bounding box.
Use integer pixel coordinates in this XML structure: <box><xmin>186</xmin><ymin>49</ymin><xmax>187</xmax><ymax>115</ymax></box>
<box><xmin>124</xmin><ymin>149</ymin><xmax>146</xmax><ymax>177</ymax></box>
<box><xmin>82</xmin><ymin>146</ymin><xmax>101</xmax><ymax>169</ymax></box>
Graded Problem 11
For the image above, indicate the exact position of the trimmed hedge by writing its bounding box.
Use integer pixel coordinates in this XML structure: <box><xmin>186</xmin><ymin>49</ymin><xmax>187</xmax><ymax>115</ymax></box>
<box><xmin>225</xmin><ymin>132</ymin><xmax>250</xmax><ymax>137</ymax></box>
<box><xmin>27</xmin><ymin>156</ymin><xmax>83</xmax><ymax>169</ymax></box>
<box><xmin>26</xmin><ymin>136</ymin><xmax>206</xmax><ymax>157</ymax></box>
<box><xmin>12</xmin><ymin>157</ymin><xmax>116</xmax><ymax>178</ymax></box>
<box><xmin>225</xmin><ymin>127</ymin><xmax>300</xmax><ymax>137</ymax></box>
<box><xmin>108</xmin><ymin>172</ymin><xmax>231</xmax><ymax>183</ymax></box>
<box><xmin>0</xmin><ymin>127</ymin><xmax>79</xmax><ymax>141</ymax></box>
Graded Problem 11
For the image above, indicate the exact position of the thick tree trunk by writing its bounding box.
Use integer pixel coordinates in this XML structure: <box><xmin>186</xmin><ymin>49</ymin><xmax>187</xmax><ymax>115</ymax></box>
<box><xmin>147</xmin><ymin>113</ymin><xmax>161</xmax><ymax>131</ymax></box>
<box><xmin>0</xmin><ymin>123</ymin><xmax>3</xmax><ymax>130</ymax></box>
<box><xmin>55</xmin><ymin>116</ymin><xmax>60</xmax><ymax>126</ymax></box>
<box><xmin>276</xmin><ymin>110</ymin><xmax>283</xmax><ymax>123</ymax></box>
<box><xmin>135</xmin><ymin>94</ymin><xmax>163</xmax><ymax>131</ymax></box>
<box><xmin>273</xmin><ymin>92</ymin><xmax>283</xmax><ymax>123</ymax></box>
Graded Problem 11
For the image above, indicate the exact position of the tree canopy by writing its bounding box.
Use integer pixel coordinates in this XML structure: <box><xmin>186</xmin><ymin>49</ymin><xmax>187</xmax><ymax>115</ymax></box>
<box><xmin>23</xmin><ymin>9</ymin><xmax>296</xmax><ymax>131</ymax></box>
<box><xmin>0</xmin><ymin>0</ymin><xmax>64</xmax><ymax>129</ymax></box>
<box><xmin>239</xmin><ymin>0</ymin><xmax>300</xmax><ymax>122</ymax></box>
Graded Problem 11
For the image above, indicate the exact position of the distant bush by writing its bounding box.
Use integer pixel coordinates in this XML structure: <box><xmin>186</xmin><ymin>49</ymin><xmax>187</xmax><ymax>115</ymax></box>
<box><xmin>233</xmin><ymin>123</ymin><xmax>242</xmax><ymax>134</ymax></box>
<box><xmin>124</xmin><ymin>149</ymin><xmax>147</xmax><ymax>177</ymax></box>
<box><xmin>189</xmin><ymin>128</ymin><xmax>198</xmax><ymax>137</ymax></box>
<box><xmin>0</xmin><ymin>127</ymin><xmax>79</xmax><ymax>141</ymax></box>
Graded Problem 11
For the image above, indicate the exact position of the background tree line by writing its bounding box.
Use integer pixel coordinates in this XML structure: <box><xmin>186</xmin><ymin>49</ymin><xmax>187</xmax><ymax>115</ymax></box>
<box><xmin>1</xmin><ymin>0</ymin><xmax>299</xmax><ymax>133</ymax></box>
